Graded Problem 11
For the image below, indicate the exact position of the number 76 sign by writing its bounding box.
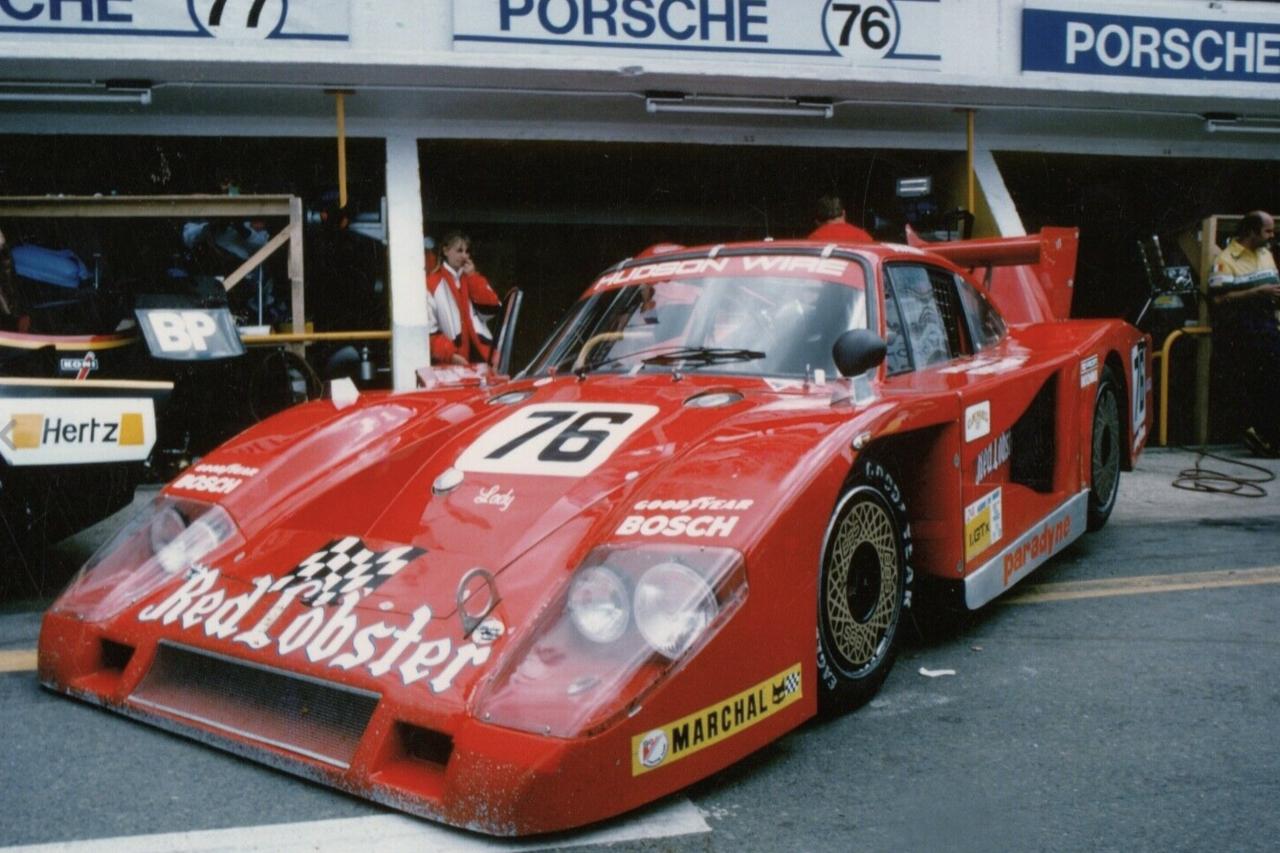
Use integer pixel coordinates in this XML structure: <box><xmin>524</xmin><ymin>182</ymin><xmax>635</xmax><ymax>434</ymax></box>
<box><xmin>456</xmin><ymin>404</ymin><xmax>658</xmax><ymax>477</ymax></box>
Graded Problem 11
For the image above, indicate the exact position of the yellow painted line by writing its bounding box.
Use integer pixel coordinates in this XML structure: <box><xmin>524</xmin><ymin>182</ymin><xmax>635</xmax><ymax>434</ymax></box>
<box><xmin>1004</xmin><ymin>565</ymin><xmax>1280</xmax><ymax>604</ymax></box>
<box><xmin>0</xmin><ymin>649</ymin><xmax>37</xmax><ymax>673</ymax></box>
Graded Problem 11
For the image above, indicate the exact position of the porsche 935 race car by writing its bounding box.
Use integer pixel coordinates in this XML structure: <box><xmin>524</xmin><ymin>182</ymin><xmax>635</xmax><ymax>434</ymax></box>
<box><xmin>39</xmin><ymin>230</ymin><xmax>1151</xmax><ymax>835</ymax></box>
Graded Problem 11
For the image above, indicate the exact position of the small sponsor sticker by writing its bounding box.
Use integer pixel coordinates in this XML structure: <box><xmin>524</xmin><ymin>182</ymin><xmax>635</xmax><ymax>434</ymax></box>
<box><xmin>964</xmin><ymin>401</ymin><xmax>991</xmax><ymax>443</ymax></box>
<box><xmin>170</xmin><ymin>462</ymin><xmax>260</xmax><ymax>496</ymax></box>
<box><xmin>964</xmin><ymin>488</ymin><xmax>1003</xmax><ymax>561</ymax></box>
<box><xmin>631</xmin><ymin>663</ymin><xmax>802</xmax><ymax>776</ymax></box>
<box><xmin>1080</xmin><ymin>354</ymin><xmax>1100</xmax><ymax>388</ymax></box>
<box><xmin>474</xmin><ymin>484</ymin><xmax>515</xmax><ymax>512</ymax></box>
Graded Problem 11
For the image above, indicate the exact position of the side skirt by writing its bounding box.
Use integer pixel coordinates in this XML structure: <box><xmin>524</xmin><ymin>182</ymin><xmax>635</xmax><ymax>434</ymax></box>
<box><xmin>964</xmin><ymin>490</ymin><xmax>1087</xmax><ymax>610</ymax></box>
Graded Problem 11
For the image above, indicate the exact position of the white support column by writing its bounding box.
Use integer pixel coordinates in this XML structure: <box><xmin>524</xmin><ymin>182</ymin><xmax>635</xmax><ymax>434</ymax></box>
<box><xmin>973</xmin><ymin>146</ymin><xmax>1025</xmax><ymax>237</ymax></box>
<box><xmin>385</xmin><ymin>133</ymin><xmax>430</xmax><ymax>391</ymax></box>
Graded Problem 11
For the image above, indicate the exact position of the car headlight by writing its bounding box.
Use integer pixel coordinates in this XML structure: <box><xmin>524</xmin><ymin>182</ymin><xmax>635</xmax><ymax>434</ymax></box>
<box><xmin>633</xmin><ymin>561</ymin><xmax>717</xmax><ymax>659</ymax></box>
<box><xmin>476</xmin><ymin>544</ymin><xmax>747</xmax><ymax>739</ymax></box>
<box><xmin>568</xmin><ymin>566</ymin><xmax>630</xmax><ymax>644</ymax></box>
<box><xmin>51</xmin><ymin>497</ymin><xmax>242</xmax><ymax>622</ymax></box>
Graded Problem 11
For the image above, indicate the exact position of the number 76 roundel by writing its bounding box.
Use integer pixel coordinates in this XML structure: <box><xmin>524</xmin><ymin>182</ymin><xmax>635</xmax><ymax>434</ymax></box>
<box><xmin>456</xmin><ymin>404</ymin><xmax>658</xmax><ymax>477</ymax></box>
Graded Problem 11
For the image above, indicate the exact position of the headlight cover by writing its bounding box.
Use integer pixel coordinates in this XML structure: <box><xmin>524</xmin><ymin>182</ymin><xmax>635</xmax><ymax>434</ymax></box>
<box><xmin>476</xmin><ymin>544</ymin><xmax>747</xmax><ymax>739</ymax></box>
<box><xmin>51</xmin><ymin>496</ymin><xmax>242</xmax><ymax>622</ymax></box>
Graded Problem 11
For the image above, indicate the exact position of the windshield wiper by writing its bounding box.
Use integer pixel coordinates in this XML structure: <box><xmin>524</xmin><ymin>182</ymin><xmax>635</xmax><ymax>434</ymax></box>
<box><xmin>640</xmin><ymin>346</ymin><xmax>766</xmax><ymax>367</ymax></box>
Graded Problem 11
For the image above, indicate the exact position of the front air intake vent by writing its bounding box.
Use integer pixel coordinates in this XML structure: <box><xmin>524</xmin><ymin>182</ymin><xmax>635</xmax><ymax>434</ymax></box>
<box><xmin>130</xmin><ymin>642</ymin><xmax>379</xmax><ymax>769</ymax></box>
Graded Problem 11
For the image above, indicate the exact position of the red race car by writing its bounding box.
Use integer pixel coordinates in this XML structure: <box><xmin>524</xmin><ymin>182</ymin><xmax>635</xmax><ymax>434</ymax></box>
<box><xmin>39</xmin><ymin>230</ymin><xmax>1150</xmax><ymax>835</ymax></box>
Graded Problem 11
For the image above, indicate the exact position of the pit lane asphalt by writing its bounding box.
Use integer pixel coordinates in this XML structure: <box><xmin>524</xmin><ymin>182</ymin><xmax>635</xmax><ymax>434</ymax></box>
<box><xmin>3</xmin><ymin>447</ymin><xmax>1278</xmax><ymax>852</ymax></box>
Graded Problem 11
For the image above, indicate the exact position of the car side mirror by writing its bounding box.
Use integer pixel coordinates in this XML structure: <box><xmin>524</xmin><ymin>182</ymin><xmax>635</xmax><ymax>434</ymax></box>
<box><xmin>832</xmin><ymin>329</ymin><xmax>887</xmax><ymax>377</ymax></box>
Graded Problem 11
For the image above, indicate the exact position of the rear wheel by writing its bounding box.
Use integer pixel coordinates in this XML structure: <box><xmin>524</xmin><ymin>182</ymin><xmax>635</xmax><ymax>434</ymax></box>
<box><xmin>816</xmin><ymin>460</ymin><xmax>913</xmax><ymax>715</ymax></box>
<box><xmin>1087</xmin><ymin>367</ymin><xmax>1122</xmax><ymax>531</ymax></box>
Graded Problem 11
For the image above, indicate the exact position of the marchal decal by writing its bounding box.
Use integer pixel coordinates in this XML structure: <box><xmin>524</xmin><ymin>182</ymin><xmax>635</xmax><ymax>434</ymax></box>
<box><xmin>631</xmin><ymin>663</ymin><xmax>802</xmax><ymax>776</ymax></box>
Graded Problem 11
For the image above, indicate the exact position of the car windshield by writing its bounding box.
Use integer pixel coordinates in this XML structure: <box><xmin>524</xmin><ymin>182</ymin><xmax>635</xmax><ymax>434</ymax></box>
<box><xmin>524</xmin><ymin>275</ymin><xmax>868</xmax><ymax>379</ymax></box>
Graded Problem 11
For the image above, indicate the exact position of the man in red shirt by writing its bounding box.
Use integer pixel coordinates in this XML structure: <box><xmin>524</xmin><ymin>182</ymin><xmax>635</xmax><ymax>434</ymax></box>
<box><xmin>808</xmin><ymin>195</ymin><xmax>874</xmax><ymax>243</ymax></box>
<box><xmin>426</xmin><ymin>232</ymin><xmax>501</xmax><ymax>365</ymax></box>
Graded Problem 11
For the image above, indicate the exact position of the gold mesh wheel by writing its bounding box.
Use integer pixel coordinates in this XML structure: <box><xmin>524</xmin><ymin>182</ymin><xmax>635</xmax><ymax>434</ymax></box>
<box><xmin>825</xmin><ymin>496</ymin><xmax>900</xmax><ymax>673</ymax></box>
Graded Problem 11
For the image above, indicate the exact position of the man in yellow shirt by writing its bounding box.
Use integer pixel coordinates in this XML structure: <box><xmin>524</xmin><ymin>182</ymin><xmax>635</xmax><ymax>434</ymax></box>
<box><xmin>1209</xmin><ymin>210</ymin><xmax>1280</xmax><ymax>457</ymax></box>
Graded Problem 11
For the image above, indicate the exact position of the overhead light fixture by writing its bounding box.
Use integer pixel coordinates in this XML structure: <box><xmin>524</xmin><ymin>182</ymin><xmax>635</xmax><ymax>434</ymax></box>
<box><xmin>0</xmin><ymin>82</ymin><xmax>152</xmax><ymax>106</ymax></box>
<box><xmin>645</xmin><ymin>94</ymin><xmax>833</xmax><ymax>119</ymax></box>
<box><xmin>1204</xmin><ymin>114</ymin><xmax>1280</xmax><ymax>135</ymax></box>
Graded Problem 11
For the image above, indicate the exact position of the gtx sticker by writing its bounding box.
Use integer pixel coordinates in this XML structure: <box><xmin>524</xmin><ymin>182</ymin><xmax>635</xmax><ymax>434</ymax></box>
<box><xmin>474</xmin><ymin>485</ymin><xmax>515</xmax><ymax>512</ymax></box>
<box><xmin>456</xmin><ymin>403</ymin><xmax>658</xmax><ymax>478</ymax></box>
<box><xmin>964</xmin><ymin>488</ymin><xmax>1004</xmax><ymax>561</ymax></box>
<box><xmin>137</xmin><ymin>564</ymin><xmax>498</xmax><ymax>694</ymax></box>
<box><xmin>0</xmin><ymin>397</ymin><xmax>155</xmax><ymax>466</ymax></box>
<box><xmin>964</xmin><ymin>401</ymin><xmax>991</xmax><ymax>442</ymax></box>
<box><xmin>1080</xmin><ymin>354</ymin><xmax>1100</xmax><ymax>388</ymax></box>
<box><xmin>974</xmin><ymin>432</ymin><xmax>1012</xmax><ymax>484</ymax></box>
<box><xmin>170</xmin><ymin>462</ymin><xmax>260</xmax><ymax>496</ymax></box>
<box><xmin>616</xmin><ymin>514</ymin><xmax>740</xmax><ymax>539</ymax></box>
<box><xmin>631</xmin><ymin>664</ymin><xmax>802</xmax><ymax>776</ymax></box>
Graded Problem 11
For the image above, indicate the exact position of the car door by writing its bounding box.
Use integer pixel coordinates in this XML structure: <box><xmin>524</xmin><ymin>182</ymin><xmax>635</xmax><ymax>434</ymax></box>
<box><xmin>881</xmin><ymin>262</ymin><xmax>1080</xmax><ymax>605</ymax></box>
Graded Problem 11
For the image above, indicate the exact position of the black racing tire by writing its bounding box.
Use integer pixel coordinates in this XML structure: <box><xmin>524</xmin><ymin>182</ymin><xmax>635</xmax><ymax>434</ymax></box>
<box><xmin>816</xmin><ymin>458</ymin><xmax>914</xmax><ymax>715</ymax></box>
<box><xmin>1087</xmin><ymin>366</ymin><xmax>1123</xmax><ymax>532</ymax></box>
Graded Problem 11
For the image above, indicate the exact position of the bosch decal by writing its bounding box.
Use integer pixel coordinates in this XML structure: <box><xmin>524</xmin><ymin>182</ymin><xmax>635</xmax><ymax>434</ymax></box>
<box><xmin>974</xmin><ymin>431</ymin><xmax>1011</xmax><ymax>484</ymax></box>
<box><xmin>631</xmin><ymin>663</ymin><xmax>802</xmax><ymax>775</ymax></box>
<box><xmin>964</xmin><ymin>400</ymin><xmax>991</xmax><ymax>442</ymax></box>
<box><xmin>170</xmin><ymin>462</ymin><xmax>259</xmax><ymax>496</ymax></box>
<box><xmin>616</xmin><ymin>514</ymin><xmax>740</xmax><ymax>539</ymax></box>
<box><xmin>137</xmin><ymin>543</ymin><xmax>498</xmax><ymax>693</ymax></box>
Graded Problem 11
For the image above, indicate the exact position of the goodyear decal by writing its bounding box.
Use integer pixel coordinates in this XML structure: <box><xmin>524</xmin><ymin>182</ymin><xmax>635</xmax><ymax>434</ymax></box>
<box><xmin>0</xmin><ymin>397</ymin><xmax>155</xmax><ymax>466</ymax></box>
<box><xmin>632</xmin><ymin>663</ymin><xmax>802</xmax><ymax>776</ymax></box>
<box><xmin>964</xmin><ymin>488</ymin><xmax>1003</xmax><ymax>561</ymax></box>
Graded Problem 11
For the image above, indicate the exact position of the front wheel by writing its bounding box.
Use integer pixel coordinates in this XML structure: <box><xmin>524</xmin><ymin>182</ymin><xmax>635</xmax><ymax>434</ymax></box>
<box><xmin>816</xmin><ymin>460</ymin><xmax>913</xmax><ymax>715</ymax></box>
<box><xmin>1087</xmin><ymin>367</ymin><xmax>1122</xmax><ymax>531</ymax></box>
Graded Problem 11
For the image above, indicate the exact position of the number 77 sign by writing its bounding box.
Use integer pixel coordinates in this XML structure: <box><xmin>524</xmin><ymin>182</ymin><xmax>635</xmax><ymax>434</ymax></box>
<box><xmin>456</xmin><ymin>403</ymin><xmax>658</xmax><ymax>477</ymax></box>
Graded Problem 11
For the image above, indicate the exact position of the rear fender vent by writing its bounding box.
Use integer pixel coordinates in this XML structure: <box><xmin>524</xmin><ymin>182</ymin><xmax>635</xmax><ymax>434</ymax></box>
<box><xmin>1010</xmin><ymin>375</ymin><xmax>1057</xmax><ymax>493</ymax></box>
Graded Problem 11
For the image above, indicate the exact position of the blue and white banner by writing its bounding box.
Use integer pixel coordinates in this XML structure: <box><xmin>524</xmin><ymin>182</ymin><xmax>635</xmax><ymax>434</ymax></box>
<box><xmin>0</xmin><ymin>0</ymin><xmax>348</xmax><ymax>42</ymax></box>
<box><xmin>453</xmin><ymin>0</ymin><xmax>943</xmax><ymax>66</ymax></box>
<box><xmin>1023</xmin><ymin>2</ymin><xmax>1280</xmax><ymax>82</ymax></box>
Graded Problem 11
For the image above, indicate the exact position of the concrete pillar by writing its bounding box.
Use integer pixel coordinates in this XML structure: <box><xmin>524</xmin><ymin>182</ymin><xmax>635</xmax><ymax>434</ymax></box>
<box><xmin>385</xmin><ymin>133</ymin><xmax>430</xmax><ymax>391</ymax></box>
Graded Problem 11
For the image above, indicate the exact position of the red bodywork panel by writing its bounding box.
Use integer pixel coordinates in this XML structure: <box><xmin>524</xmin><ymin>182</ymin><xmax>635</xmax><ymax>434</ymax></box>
<box><xmin>39</xmin><ymin>234</ymin><xmax>1150</xmax><ymax>835</ymax></box>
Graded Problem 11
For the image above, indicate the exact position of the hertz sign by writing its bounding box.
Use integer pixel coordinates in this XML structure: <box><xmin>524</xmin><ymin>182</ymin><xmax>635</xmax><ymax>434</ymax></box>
<box><xmin>0</xmin><ymin>397</ymin><xmax>156</xmax><ymax>466</ymax></box>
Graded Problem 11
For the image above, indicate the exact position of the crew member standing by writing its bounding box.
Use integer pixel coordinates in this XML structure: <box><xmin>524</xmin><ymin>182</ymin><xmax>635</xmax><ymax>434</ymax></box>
<box><xmin>426</xmin><ymin>231</ymin><xmax>501</xmax><ymax>365</ymax></box>
<box><xmin>1209</xmin><ymin>210</ymin><xmax>1280</xmax><ymax>457</ymax></box>
<box><xmin>808</xmin><ymin>194</ymin><xmax>874</xmax><ymax>243</ymax></box>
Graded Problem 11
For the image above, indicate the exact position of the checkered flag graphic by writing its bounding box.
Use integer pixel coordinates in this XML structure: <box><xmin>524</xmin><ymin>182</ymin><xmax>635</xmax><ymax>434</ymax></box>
<box><xmin>781</xmin><ymin>671</ymin><xmax>801</xmax><ymax>696</ymax></box>
<box><xmin>287</xmin><ymin>536</ymin><xmax>426</xmax><ymax>606</ymax></box>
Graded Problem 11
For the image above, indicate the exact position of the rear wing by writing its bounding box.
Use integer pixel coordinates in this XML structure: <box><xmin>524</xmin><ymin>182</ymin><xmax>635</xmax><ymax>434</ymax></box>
<box><xmin>906</xmin><ymin>226</ymin><xmax>1079</xmax><ymax>324</ymax></box>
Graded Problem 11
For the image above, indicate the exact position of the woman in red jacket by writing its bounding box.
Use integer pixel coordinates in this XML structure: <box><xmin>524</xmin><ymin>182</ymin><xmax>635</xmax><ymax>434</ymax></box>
<box><xmin>426</xmin><ymin>231</ymin><xmax>500</xmax><ymax>365</ymax></box>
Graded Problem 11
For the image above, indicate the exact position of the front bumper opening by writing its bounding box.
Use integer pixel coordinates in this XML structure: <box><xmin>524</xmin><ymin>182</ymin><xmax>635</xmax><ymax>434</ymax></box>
<box><xmin>129</xmin><ymin>641</ymin><xmax>380</xmax><ymax>769</ymax></box>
